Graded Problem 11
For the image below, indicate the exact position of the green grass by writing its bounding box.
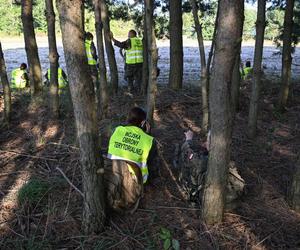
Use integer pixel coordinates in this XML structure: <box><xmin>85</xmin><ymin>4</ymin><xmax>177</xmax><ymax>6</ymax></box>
<box><xmin>18</xmin><ymin>178</ymin><xmax>50</xmax><ymax>206</ymax></box>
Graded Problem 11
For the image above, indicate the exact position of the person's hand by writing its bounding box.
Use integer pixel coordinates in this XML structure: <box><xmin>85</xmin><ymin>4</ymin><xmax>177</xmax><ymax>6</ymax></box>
<box><xmin>184</xmin><ymin>130</ymin><xmax>193</xmax><ymax>141</ymax></box>
<box><xmin>145</xmin><ymin>121</ymin><xmax>151</xmax><ymax>133</ymax></box>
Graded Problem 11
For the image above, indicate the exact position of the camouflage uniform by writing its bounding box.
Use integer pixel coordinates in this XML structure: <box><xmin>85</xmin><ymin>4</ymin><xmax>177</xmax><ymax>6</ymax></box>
<box><xmin>176</xmin><ymin>139</ymin><xmax>245</xmax><ymax>209</ymax></box>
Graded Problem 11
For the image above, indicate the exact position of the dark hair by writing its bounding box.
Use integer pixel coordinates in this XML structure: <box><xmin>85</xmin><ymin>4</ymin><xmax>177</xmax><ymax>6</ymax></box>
<box><xmin>85</xmin><ymin>32</ymin><xmax>93</xmax><ymax>40</ymax></box>
<box><xmin>246</xmin><ymin>61</ymin><xmax>251</xmax><ymax>68</ymax></box>
<box><xmin>127</xmin><ymin>107</ymin><xmax>146</xmax><ymax>127</ymax></box>
<box><xmin>129</xmin><ymin>30</ymin><xmax>137</xmax><ymax>37</ymax></box>
<box><xmin>20</xmin><ymin>63</ymin><xmax>27</xmax><ymax>70</ymax></box>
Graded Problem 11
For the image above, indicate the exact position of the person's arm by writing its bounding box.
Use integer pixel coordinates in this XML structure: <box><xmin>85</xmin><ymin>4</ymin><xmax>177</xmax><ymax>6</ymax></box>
<box><xmin>91</xmin><ymin>42</ymin><xmax>98</xmax><ymax>61</ymax></box>
<box><xmin>61</xmin><ymin>69</ymin><xmax>67</xmax><ymax>79</ymax></box>
<box><xmin>109</xmin><ymin>32</ymin><xmax>131</xmax><ymax>49</ymax></box>
<box><xmin>23</xmin><ymin>72</ymin><xmax>29</xmax><ymax>81</ymax></box>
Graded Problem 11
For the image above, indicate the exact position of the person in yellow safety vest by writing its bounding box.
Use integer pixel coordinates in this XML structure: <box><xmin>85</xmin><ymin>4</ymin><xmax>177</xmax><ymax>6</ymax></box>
<box><xmin>84</xmin><ymin>32</ymin><xmax>99</xmax><ymax>91</ymax></box>
<box><xmin>11</xmin><ymin>63</ymin><xmax>29</xmax><ymax>89</ymax></box>
<box><xmin>45</xmin><ymin>66</ymin><xmax>68</xmax><ymax>88</ymax></box>
<box><xmin>106</xmin><ymin>107</ymin><xmax>157</xmax><ymax>213</ymax></box>
<box><xmin>110</xmin><ymin>30</ymin><xmax>143</xmax><ymax>93</ymax></box>
<box><xmin>241</xmin><ymin>61</ymin><xmax>253</xmax><ymax>80</ymax></box>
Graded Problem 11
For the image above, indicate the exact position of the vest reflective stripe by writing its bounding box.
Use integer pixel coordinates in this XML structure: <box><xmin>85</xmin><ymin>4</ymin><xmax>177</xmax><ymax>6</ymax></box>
<box><xmin>125</xmin><ymin>38</ymin><xmax>143</xmax><ymax>64</ymax></box>
<box><xmin>11</xmin><ymin>68</ymin><xmax>27</xmax><ymax>89</ymax></box>
<box><xmin>107</xmin><ymin>126</ymin><xmax>153</xmax><ymax>183</ymax></box>
<box><xmin>85</xmin><ymin>40</ymin><xmax>97</xmax><ymax>65</ymax></box>
<box><xmin>47</xmin><ymin>68</ymin><xmax>67</xmax><ymax>88</ymax></box>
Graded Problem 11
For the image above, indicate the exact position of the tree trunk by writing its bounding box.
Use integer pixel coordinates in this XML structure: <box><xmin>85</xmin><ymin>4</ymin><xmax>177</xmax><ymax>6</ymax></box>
<box><xmin>21</xmin><ymin>0</ymin><xmax>42</xmax><ymax>95</ymax></box>
<box><xmin>248</xmin><ymin>0</ymin><xmax>266</xmax><ymax>138</ymax></box>
<box><xmin>289</xmin><ymin>154</ymin><xmax>300</xmax><ymax>213</ymax></box>
<box><xmin>231</xmin><ymin>6</ymin><xmax>244</xmax><ymax>115</ymax></box>
<box><xmin>94</xmin><ymin>0</ymin><xmax>109</xmax><ymax>118</ymax></box>
<box><xmin>56</xmin><ymin>0</ymin><xmax>105</xmax><ymax>234</ymax></box>
<box><xmin>206</xmin><ymin>3</ymin><xmax>219</xmax><ymax>77</ymax></box>
<box><xmin>231</xmin><ymin>54</ymin><xmax>242</xmax><ymax>113</ymax></box>
<box><xmin>141</xmin><ymin>16</ymin><xmax>149</xmax><ymax>96</ymax></box>
<box><xmin>168</xmin><ymin>0</ymin><xmax>183</xmax><ymax>90</ymax></box>
<box><xmin>145</xmin><ymin>0</ymin><xmax>157</xmax><ymax>125</ymax></box>
<box><xmin>45</xmin><ymin>0</ymin><xmax>59</xmax><ymax>118</ymax></box>
<box><xmin>0</xmin><ymin>42</ymin><xmax>12</xmax><ymax>122</ymax></box>
<box><xmin>202</xmin><ymin>0</ymin><xmax>244</xmax><ymax>225</ymax></box>
<box><xmin>190</xmin><ymin>0</ymin><xmax>208</xmax><ymax>133</ymax></box>
<box><xmin>278</xmin><ymin>0</ymin><xmax>295</xmax><ymax>110</ymax></box>
<box><xmin>99</xmin><ymin>0</ymin><xmax>119</xmax><ymax>94</ymax></box>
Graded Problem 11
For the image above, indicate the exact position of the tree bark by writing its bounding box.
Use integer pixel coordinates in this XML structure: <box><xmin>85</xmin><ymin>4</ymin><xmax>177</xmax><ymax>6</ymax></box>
<box><xmin>145</xmin><ymin>0</ymin><xmax>157</xmax><ymax>125</ymax></box>
<box><xmin>168</xmin><ymin>0</ymin><xmax>183</xmax><ymax>90</ymax></box>
<box><xmin>45</xmin><ymin>0</ymin><xmax>59</xmax><ymax>118</ymax></box>
<box><xmin>190</xmin><ymin>0</ymin><xmax>208</xmax><ymax>133</ymax></box>
<box><xmin>0</xmin><ymin>42</ymin><xmax>12</xmax><ymax>122</ymax></box>
<box><xmin>289</xmin><ymin>154</ymin><xmax>300</xmax><ymax>213</ymax></box>
<box><xmin>206</xmin><ymin>3</ymin><xmax>219</xmax><ymax>78</ymax></box>
<box><xmin>231</xmin><ymin>6</ymin><xmax>244</xmax><ymax>115</ymax></box>
<box><xmin>202</xmin><ymin>0</ymin><xmax>244</xmax><ymax>225</ymax></box>
<box><xmin>231</xmin><ymin>54</ymin><xmax>242</xmax><ymax>113</ymax></box>
<box><xmin>21</xmin><ymin>0</ymin><xmax>42</xmax><ymax>95</ymax></box>
<box><xmin>141</xmin><ymin>16</ymin><xmax>149</xmax><ymax>96</ymax></box>
<box><xmin>278</xmin><ymin>0</ymin><xmax>295</xmax><ymax>110</ymax></box>
<box><xmin>56</xmin><ymin>0</ymin><xmax>105</xmax><ymax>234</ymax></box>
<box><xmin>248</xmin><ymin>0</ymin><xmax>266</xmax><ymax>138</ymax></box>
<box><xmin>99</xmin><ymin>0</ymin><xmax>119</xmax><ymax>94</ymax></box>
<box><xmin>94</xmin><ymin>0</ymin><xmax>109</xmax><ymax>118</ymax></box>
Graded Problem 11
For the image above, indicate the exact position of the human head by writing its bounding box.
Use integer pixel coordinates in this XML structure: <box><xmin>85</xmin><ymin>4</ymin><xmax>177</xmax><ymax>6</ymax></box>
<box><xmin>20</xmin><ymin>63</ymin><xmax>27</xmax><ymax>70</ymax></box>
<box><xmin>85</xmin><ymin>32</ymin><xmax>93</xmax><ymax>40</ymax></box>
<box><xmin>127</xmin><ymin>107</ymin><xmax>146</xmax><ymax>127</ymax></box>
<box><xmin>246</xmin><ymin>61</ymin><xmax>251</xmax><ymax>68</ymax></box>
<box><xmin>128</xmin><ymin>30</ymin><xmax>137</xmax><ymax>38</ymax></box>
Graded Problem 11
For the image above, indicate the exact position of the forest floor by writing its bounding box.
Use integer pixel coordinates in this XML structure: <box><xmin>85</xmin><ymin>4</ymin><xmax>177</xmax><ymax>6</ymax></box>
<box><xmin>0</xmin><ymin>78</ymin><xmax>300</xmax><ymax>249</ymax></box>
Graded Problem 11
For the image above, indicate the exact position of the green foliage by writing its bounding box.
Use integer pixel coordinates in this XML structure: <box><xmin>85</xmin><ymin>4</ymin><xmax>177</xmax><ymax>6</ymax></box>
<box><xmin>0</xmin><ymin>0</ymin><xmax>296</xmax><ymax>43</ymax></box>
<box><xmin>159</xmin><ymin>227</ymin><xmax>180</xmax><ymax>250</ymax></box>
<box><xmin>18</xmin><ymin>178</ymin><xmax>50</xmax><ymax>206</ymax></box>
<box><xmin>265</xmin><ymin>9</ymin><xmax>285</xmax><ymax>41</ymax></box>
<box><xmin>0</xmin><ymin>1</ymin><xmax>22</xmax><ymax>35</ymax></box>
<box><xmin>243</xmin><ymin>9</ymin><xmax>257</xmax><ymax>40</ymax></box>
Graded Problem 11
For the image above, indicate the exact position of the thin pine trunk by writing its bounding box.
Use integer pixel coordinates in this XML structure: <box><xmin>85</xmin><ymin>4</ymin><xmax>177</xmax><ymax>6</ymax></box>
<box><xmin>21</xmin><ymin>0</ymin><xmax>42</xmax><ymax>95</ymax></box>
<box><xmin>289</xmin><ymin>154</ymin><xmax>300</xmax><ymax>212</ymax></box>
<box><xmin>57</xmin><ymin>0</ymin><xmax>105</xmax><ymax>234</ymax></box>
<box><xmin>94</xmin><ymin>0</ymin><xmax>109</xmax><ymax>118</ymax></box>
<box><xmin>168</xmin><ymin>0</ymin><xmax>183</xmax><ymax>90</ymax></box>
<box><xmin>0</xmin><ymin>42</ymin><xmax>12</xmax><ymax>122</ymax></box>
<box><xmin>141</xmin><ymin>16</ymin><xmax>149</xmax><ymax>95</ymax></box>
<box><xmin>206</xmin><ymin>4</ymin><xmax>219</xmax><ymax>77</ymax></box>
<box><xmin>248</xmin><ymin>0</ymin><xmax>266</xmax><ymax>137</ymax></box>
<box><xmin>45</xmin><ymin>0</ymin><xmax>59</xmax><ymax>117</ymax></box>
<box><xmin>202</xmin><ymin>0</ymin><xmax>244</xmax><ymax>225</ymax></box>
<box><xmin>278</xmin><ymin>0</ymin><xmax>295</xmax><ymax>110</ymax></box>
<box><xmin>99</xmin><ymin>0</ymin><xmax>119</xmax><ymax>94</ymax></box>
<box><xmin>190</xmin><ymin>0</ymin><xmax>208</xmax><ymax>133</ymax></box>
<box><xmin>145</xmin><ymin>0</ymin><xmax>157</xmax><ymax>125</ymax></box>
<box><xmin>231</xmin><ymin>54</ymin><xmax>242</xmax><ymax>113</ymax></box>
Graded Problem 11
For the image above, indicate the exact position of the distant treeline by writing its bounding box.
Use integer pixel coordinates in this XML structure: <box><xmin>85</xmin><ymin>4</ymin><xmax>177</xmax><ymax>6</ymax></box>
<box><xmin>0</xmin><ymin>0</ymin><xmax>286</xmax><ymax>41</ymax></box>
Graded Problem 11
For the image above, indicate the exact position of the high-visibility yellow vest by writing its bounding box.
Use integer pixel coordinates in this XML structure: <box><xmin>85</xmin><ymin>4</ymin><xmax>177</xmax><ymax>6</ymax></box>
<box><xmin>125</xmin><ymin>37</ymin><xmax>143</xmax><ymax>65</ymax></box>
<box><xmin>47</xmin><ymin>68</ymin><xmax>68</xmax><ymax>88</ymax></box>
<box><xmin>241</xmin><ymin>67</ymin><xmax>253</xmax><ymax>80</ymax></box>
<box><xmin>107</xmin><ymin>125</ymin><xmax>154</xmax><ymax>184</ymax></box>
<box><xmin>11</xmin><ymin>68</ymin><xmax>27</xmax><ymax>89</ymax></box>
<box><xmin>85</xmin><ymin>39</ymin><xmax>97</xmax><ymax>65</ymax></box>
